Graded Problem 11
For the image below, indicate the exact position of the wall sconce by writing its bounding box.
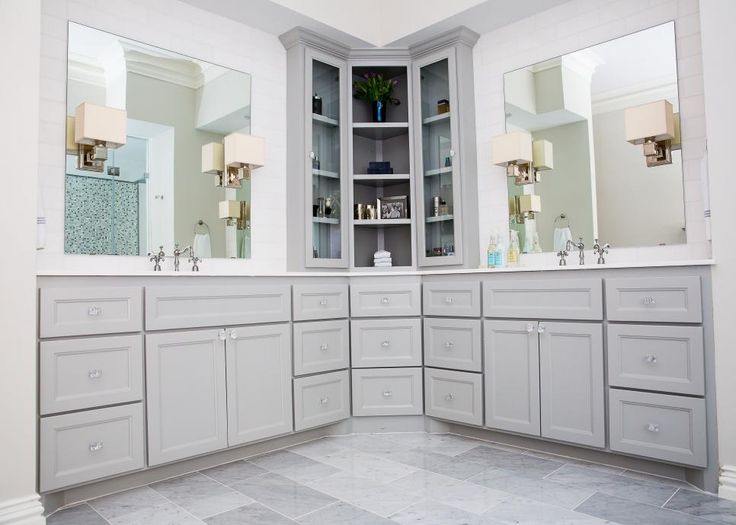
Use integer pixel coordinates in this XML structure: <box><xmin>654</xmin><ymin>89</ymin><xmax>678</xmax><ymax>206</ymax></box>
<box><xmin>624</xmin><ymin>100</ymin><xmax>676</xmax><ymax>167</ymax></box>
<box><xmin>224</xmin><ymin>133</ymin><xmax>265</xmax><ymax>182</ymax></box>
<box><xmin>201</xmin><ymin>142</ymin><xmax>233</xmax><ymax>187</ymax></box>
<box><xmin>72</xmin><ymin>102</ymin><xmax>127</xmax><ymax>172</ymax></box>
<box><xmin>219</xmin><ymin>200</ymin><xmax>250</xmax><ymax>230</ymax></box>
<box><xmin>492</xmin><ymin>131</ymin><xmax>553</xmax><ymax>185</ymax></box>
<box><xmin>510</xmin><ymin>194</ymin><xmax>542</xmax><ymax>223</ymax></box>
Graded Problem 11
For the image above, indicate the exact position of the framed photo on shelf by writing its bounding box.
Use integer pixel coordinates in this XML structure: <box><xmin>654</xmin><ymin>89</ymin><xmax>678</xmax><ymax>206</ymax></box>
<box><xmin>378</xmin><ymin>195</ymin><xmax>408</xmax><ymax>220</ymax></box>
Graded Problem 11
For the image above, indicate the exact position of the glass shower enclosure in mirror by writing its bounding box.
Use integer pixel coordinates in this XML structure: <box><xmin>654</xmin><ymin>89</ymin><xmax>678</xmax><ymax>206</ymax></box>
<box><xmin>504</xmin><ymin>22</ymin><xmax>685</xmax><ymax>253</ymax></box>
<box><xmin>65</xmin><ymin>22</ymin><xmax>252</xmax><ymax>258</ymax></box>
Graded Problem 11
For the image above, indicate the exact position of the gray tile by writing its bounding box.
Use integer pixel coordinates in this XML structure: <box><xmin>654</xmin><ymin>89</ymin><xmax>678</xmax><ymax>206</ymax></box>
<box><xmin>297</xmin><ymin>501</ymin><xmax>392</xmax><ymax>524</ymax></box>
<box><xmin>664</xmin><ymin>488</ymin><xmax>736</xmax><ymax>524</ymax></box>
<box><xmin>200</xmin><ymin>460</ymin><xmax>268</xmax><ymax>486</ymax></box>
<box><xmin>204</xmin><ymin>503</ymin><xmax>295</xmax><ymax>524</ymax></box>
<box><xmin>249</xmin><ymin>450</ymin><xmax>340</xmax><ymax>483</ymax></box>
<box><xmin>576</xmin><ymin>492</ymin><xmax>716</xmax><ymax>525</ymax></box>
<box><xmin>88</xmin><ymin>486</ymin><xmax>169</xmax><ymax>521</ymax></box>
<box><xmin>521</xmin><ymin>449</ymin><xmax>626</xmax><ymax>475</ymax></box>
<box><xmin>230</xmin><ymin>472</ymin><xmax>336</xmax><ymax>519</ymax></box>
<box><xmin>457</xmin><ymin>445</ymin><xmax>564</xmax><ymax>478</ymax></box>
<box><xmin>324</xmin><ymin>434</ymin><xmax>415</xmax><ymax>455</ymax></box>
<box><xmin>107</xmin><ymin>502</ymin><xmax>202</xmax><ymax>525</ymax></box>
<box><xmin>377</xmin><ymin>433</ymin><xmax>483</xmax><ymax>457</ymax></box>
<box><xmin>620</xmin><ymin>469</ymin><xmax>700</xmax><ymax>490</ymax></box>
<box><xmin>545</xmin><ymin>464</ymin><xmax>677</xmax><ymax>506</ymax></box>
<box><xmin>149</xmin><ymin>473</ymin><xmax>253</xmax><ymax>519</ymax></box>
<box><xmin>485</xmin><ymin>496</ymin><xmax>608</xmax><ymax>524</ymax></box>
<box><xmin>288</xmin><ymin>438</ymin><xmax>348</xmax><ymax>459</ymax></box>
<box><xmin>468</xmin><ymin>468</ymin><xmax>595</xmax><ymax>509</ymax></box>
<box><xmin>317</xmin><ymin>448</ymin><xmax>417</xmax><ymax>483</ymax></box>
<box><xmin>383</xmin><ymin>448</ymin><xmax>488</xmax><ymax>480</ymax></box>
<box><xmin>47</xmin><ymin>504</ymin><xmax>108</xmax><ymax>525</ymax></box>
<box><xmin>390</xmin><ymin>499</ymin><xmax>488</xmax><ymax>524</ymax></box>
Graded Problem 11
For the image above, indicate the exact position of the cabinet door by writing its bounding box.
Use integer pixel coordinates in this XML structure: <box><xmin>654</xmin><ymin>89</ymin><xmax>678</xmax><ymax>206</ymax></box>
<box><xmin>483</xmin><ymin>320</ymin><xmax>540</xmax><ymax>435</ymax></box>
<box><xmin>226</xmin><ymin>324</ymin><xmax>293</xmax><ymax>446</ymax></box>
<box><xmin>305</xmin><ymin>48</ymin><xmax>348</xmax><ymax>267</ymax></box>
<box><xmin>146</xmin><ymin>330</ymin><xmax>227</xmax><ymax>466</ymax></box>
<box><xmin>414</xmin><ymin>48</ymin><xmax>463</xmax><ymax>266</ymax></box>
<box><xmin>539</xmin><ymin>322</ymin><xmax>604</xmax><ymax>448</ymax></box>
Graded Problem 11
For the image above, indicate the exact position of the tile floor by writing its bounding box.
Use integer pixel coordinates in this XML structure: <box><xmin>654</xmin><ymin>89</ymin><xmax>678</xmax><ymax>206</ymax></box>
<box><xmin>46</xmin><ymin>432</ymin><xmax>736</xmax><ymax>525</ymax></box>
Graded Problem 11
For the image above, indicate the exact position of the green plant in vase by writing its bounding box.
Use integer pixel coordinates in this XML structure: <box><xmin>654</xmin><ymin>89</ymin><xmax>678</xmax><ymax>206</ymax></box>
<box><xmin>353</xmin><ymin>73</ymin><xmax>400</xmax><ymax>122</ymax></box>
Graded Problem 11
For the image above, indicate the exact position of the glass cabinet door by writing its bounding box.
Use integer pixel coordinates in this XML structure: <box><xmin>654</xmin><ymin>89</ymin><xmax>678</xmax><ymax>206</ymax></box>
<box><xmin>306</xmin><ymin>52</ymin><xmax>347</xmax><ymax>267</ymax></box>
<box><xmin>416</xmin><ymin>52</ymin><xmax>462</xmax><ymax>266</ymax></box>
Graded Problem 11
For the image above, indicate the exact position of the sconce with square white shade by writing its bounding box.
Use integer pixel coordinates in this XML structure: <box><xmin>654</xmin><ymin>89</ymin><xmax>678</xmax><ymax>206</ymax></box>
<box><xmin>73</xmin><ymin>102</ymin><xmax>127</xmax><ymax>172</ymax></box>
<box><xmin>511</xmin><ymin>194</ymin><xmax>542</xmax><ymax>223</ymax></box>
<box><xmin>532</xmin><ymin>139</ymin><xmax>553</xmax><ymax>171</ymax></box>
<box><xmin>219</xmin><ymin>199</ymin><xmax>250</xmax><ymax>230</ymax></box>
<box><xmin>224</xmin><ymin>133</ymin><xmax>265</xmax><ymax>182</ymax></box>
<box><xmin>492</xmin><ymin>131</ymin><xmax>553</xmax><ymax>185</ymax></box>
<box><xmin>201</xmin><ymin>142</ymin><xmax>228</xmax><ymax>186</ymax></box>
<box><xmin>625</xmin><ymin>99</ymin><xmax>675</xmax><ymax>167</ymax></box>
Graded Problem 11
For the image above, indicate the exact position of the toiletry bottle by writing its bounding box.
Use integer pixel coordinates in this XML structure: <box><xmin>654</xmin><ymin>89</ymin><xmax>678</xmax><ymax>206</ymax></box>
<box><xmin>487</xmin><ymin>234</ymin><xmax>497</xmax><ymax>268</ymax></box>
<box><xmin>508</xmin><ymin>230</ymin><xmax>520</xmax><ymax>266</ymax></box>
<box><xmin>495</xmin><ymin>234</ymin><xmax>506</xmax><ymax>268</ymax></box>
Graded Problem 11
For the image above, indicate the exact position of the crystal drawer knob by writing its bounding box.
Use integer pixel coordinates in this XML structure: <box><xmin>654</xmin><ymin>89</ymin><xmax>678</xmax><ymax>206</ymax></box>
<box><xmin>381</xmin><ymin>340</ymin><xmax>391</xmax><ymax>348</ymax></box>
<box><xmin>319</xmin><ymin>298</ymin><xmax>328</xmax><ymax>306</ymax></box>
<box><xmin>537</xmin><ymin>323</ymin><xmax>546</xmax><ymax>334</ymax></box>
<box><xmin>230</xmin><ymin>330</ymin><xmax>238</xmax><ymax>339</ymax></box>
<box><xmin>644</xmin><ymin>354</ymin><xmax>657</xmax><ymax>364</ymax></box>
<box><xmin>87</xmin><ymin>306</ymin><xmax>103</xmax><ymax>317</ymax></box>
<box><xmin>88</xmin><ymin>441</ymin><xmax>104</xmax><ymax>452</ymax></box>
<box><xmin>383</xmin><ymin>390</ymin><xmax>393</xmax><ymax>398</ymax></box>
<box><xmin>527</xmin><ymin>323</ymin><xmax>535</xmax><ymax>333</ymax></box>
<box><xmin>445</xmin><ymin>393</ymin><xmax>456</xmax><ymax>401</ymax></box>
<box><xmin>444</xmin><ymin>341</ymin><xmax>455</xmax><ymax>350</ymax></box>
<box><xmin>444</xmin><ymin>296</ymin><xmax>454</xmax><ymax>304</ymax></box>
<box><xmin>309</xmin><ymin>151</ymin><xmax>316</xmax><ymax>160</ymax></box>
<box><xmin>380</xmin><ymin>297</ymin><xmax>391</xmax><ymax>304</ymax></box>
<box><xmin>320</xmin><ymin>397</ymin><xmax>329</xmax><ymax>406</ymax></box>
<box><xmin>642</xmin><ymin>296</ymin><xmax>656</xmax><ymax>306</ymax></box>
<box><xmin>320</xmin><ymin>344</ymin><xmax>329</xmax><ymax>351</ymax></box>
<box><xmin>218</xmin><ymin>330</ymin><xmax>227</xmax><ymax>341</ymax></box>
<box><xmin>88</xmin><ymin>369</ymin><xmax>103</xmax><ymax>380</ymax></box>
<box><xmin>647</xmin><ymin>423</ymin><xmax>660</xmax><ymax>433</ymax></box>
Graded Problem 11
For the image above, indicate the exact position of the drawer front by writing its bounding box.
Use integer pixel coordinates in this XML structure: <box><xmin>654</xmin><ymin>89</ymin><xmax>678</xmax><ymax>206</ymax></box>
<box><xmin>605</xmin><ymin>276</ymin><xmax>702</xmax><ymax>323</ymax></box>
<box><xmin>351</xmin><ymin>368</ymin><xmax>423</xmax><ymax>416</ymax></box>
<box><xmin>293</xmin><ymin>320</ymin><xmax>350</xmax><ymax>376</ymax></box>
<box><xmin>40</xmin><ymin>335</ymin><xmax>143</xmax><ymax>415</ymax></box>
<box><xmin>424</xmin><ymin>368</ymin><xmax>483</xmax><ymax>426</ymax></box>
<box><xmin>293</xmin><ymin>284</ymin><xmax>349</xmax><ymax>321</ymax></box>
<box><xmin>351</xmin><ymin>318</ymin><xmax>422</xmax><ymax>367</ymax></box>
<box><xmin>483</xmin><ymin>279</ymin><xmax>603</xmax><ymax>320</ymax></box>
<box><xmin>293</xmin><ymin>370</ymin><xmax>350</xmax><ymax>431</ymax></box>
<box><xmin>423</xmin><ymin>281</ymin><xmax>481</xmax><ymax>317</ymax></box>
<box><xmin>424</xmin><ymin>318</ymin><xmax>481</xmax><ymax>372</ymax></box>
<box><xmin>609</xmin><ymin>389</ymin><xmax>706</xmax><ymax>467</ymax></box>
<box><xmin>608</xmin><ymin>324</ymin><xmax>705</xmax><ymax>395</ymax></box>
<box><xmin>40</xmin><ymin>404</ymin><xmax>145</xmax><ymax>492</ymax></box>
<box><xmin>146</xmin><ymin>285</ymin><xmax>291</xmax><ymax>330</ymax></box>
<box><xmin>40</xmin><ymin>287</ymin><xmax>142</xmax><ymax>338</ymax></box>
<box><xmin>350</xmin><ymin>283</ymin><xmax>421</xmax><ymax>317</ymax></box>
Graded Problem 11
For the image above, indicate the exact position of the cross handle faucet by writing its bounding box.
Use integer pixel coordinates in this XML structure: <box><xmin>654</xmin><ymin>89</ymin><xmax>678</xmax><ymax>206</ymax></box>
<box><xmin>567</xmin><ymin>237</ymin><xmax>585</xmax><ymax>265</ymax></box>
<box><xmin>173</xmin><ymin>244</ymin><xmax>192</xmax><ymax>272</ymax></box>
<box><xmin>557</xmin><ymin>248</ymin><xmax>569</xmax><ymax>266</ymax></box>
<box><xmin>189</xmin><ymin>254</ymin><xmax>201</xmax><ymax>272</ymax></box>
<box><xmin>593</xmin><ymin>238</ymin><xmax>610</xmax><ymax>264</ymax></box>
<box><xmin>147</xmin><ymin>246</ymin><xmax>165</xmax><ymax>271</ymax></box>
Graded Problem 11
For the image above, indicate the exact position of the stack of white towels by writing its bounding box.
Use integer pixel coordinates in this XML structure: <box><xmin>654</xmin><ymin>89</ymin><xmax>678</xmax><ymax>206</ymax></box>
<box><xmin>374</xmin><ymin>249</ymin><xmax>392</xmax><ymax>267</ymax></box>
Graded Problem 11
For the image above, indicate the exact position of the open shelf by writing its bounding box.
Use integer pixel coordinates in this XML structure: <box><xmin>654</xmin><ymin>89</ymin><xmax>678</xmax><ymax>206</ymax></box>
<box><xmin>353</xmin><ymin>122</ymin><xmax>409</xmax><ymax>140</ymax></box>
<box><xmin>312</xmin><ymin>113</ymin><xmax>338</xmax><ymax>127</ymax></box>
<box><xmin>313</xmin><ymin>217</ymin><xmax>340</xmax><ymax>224</ymax></box>
<box><xmin>353</xmin><ymin>174</ymin><xmax>410</xmax><ymax>187</ymax></box>
<box><xmin>312</xmin><ymin>169</ymin><xmax>339</xmax><ymax>179</ymax></box>
<box><xmin>422</xmin><ymin>112</ymin><xmax>451</xmax><ymax>125</ymax></box>
<box><xmin>354</xmin><ymin>219</ymin><xmax>411</xmax><ymax>227</ymax></box>
<box><xmin>425</xmin><ymin>166</ymin><xmax>453</xmax><ymax>177</ymax></box>
<box><xmin>426</xmin><ymin>214</ymin><xmax>454</xmax><ymax>223</ymax></box>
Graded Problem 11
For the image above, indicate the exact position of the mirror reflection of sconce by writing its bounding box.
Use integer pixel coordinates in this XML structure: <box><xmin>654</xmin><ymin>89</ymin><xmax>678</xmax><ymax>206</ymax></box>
<box><xmin>625</xmin><ymin>100</ymin><xmax>681</xmax><ymax>167</ymax></box>
<box><xmin>492</xmin><ymin>131</ymin><xmax>553</xmax><ymax>185</ymax></box>
<box><xmin>219</xmin><ymin>200</ymin><xmax>250</xmax><ymax>230</ymax></box>
<box><xmin>510</xmin><ymin>194</ymin><xmax>542</xmax><ymax>223</ymax></box>
<box><xmin>202</xmin><ymin>133</ymin><xmax>265</xmax><ymax>188</ymax></box>
<box><xmin>68</xmin><ymin>102</ymin><xmax>127</xmax><ymax>172</ymax></box>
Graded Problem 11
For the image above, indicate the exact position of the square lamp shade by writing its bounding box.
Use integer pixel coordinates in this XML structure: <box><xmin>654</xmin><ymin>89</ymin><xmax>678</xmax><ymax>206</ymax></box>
<box><xmin>219</xmin><ymin>200</ymin><xmax>242</xmax><ymax>219</ymax></box>
<box><xmin>66</xmin><ymin>116</ymin><xmax>77</xmax><ymax>154</ymax></box>
<box><xmin>74</xmin><ymin>102</ymin><xmax>127</xmax><ymax>148</ymax></box>
<box><xmin>625</xmin><ymin>100</ymin><xmax>675</xmax><ymax>144</ymax></box>
<box><xmin>202</xmin><ymin>142</ymin><xmax>224</xmax><ymax>174</ymax></box>
<box><xmin>492</xmin><ymin>131</ymin><xmax>533</xmax><ymax>166</ymax></box>
<box><xmin>518</xmin><ymin>194</ymin><xmax>541</xmax><ymax>214</ymax></box>
<box><xmin>224</xmin><ymin>133</ymin><xmax>265</xmax><ymax>169</ymax></box>
<box><xmin>532</xmin><ymin>139</ymin><xmax>553</xmax><ymax>170</ymax></box>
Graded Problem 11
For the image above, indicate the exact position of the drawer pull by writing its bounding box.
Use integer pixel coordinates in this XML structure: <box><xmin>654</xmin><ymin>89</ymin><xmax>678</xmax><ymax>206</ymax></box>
<box><xmin>644</xmin><ymin>354</ymin><xmax>658</xmax><ymax>364</ymax></box>
<box><xmin>382</xmin><ymin>390</ymin><xmax>393</xmax><ymax>398</ymax></box>
<box><xmin>538</xmin><ymin>323</ymin><xmax>546</xmax><ymax>334</ymax></box>
<box><xmin>218</xmin><ymin>330</ymin><xmax>227</xmax><ymax>341</ymax></box>
<box><xmin>87</xmin><ymin>306</ymin><xmax>103</xmax><ymax>317</ymax></box>
<box><xmin>319</xmin><ymin>397</ymin><xmax>329</xmax><ymax>406</ymax></box>
<box><xmin>88</xmin><ymin>441</ymin><xmax>104</xmax><ymax>452</ymax></box>
<box><xmin>320</xmin><ymin>344</ymin><xmax>329</xmax><ymax>351</ymax></box>
<box><xmin>647</xmin><ymin>423</ymin><xmax>660</xmax><ymax>433</ymax></box>
<box><xmin>319</xmin><ymin>298</ymin><xmax>328</xmax><ymax>306</ymax></box>
<box><xmin>381</xmin><ymin>340</ymin><xmax>391</xmax><ymax>348</ymax></box>
<box><xmin>444</xmin><ymin>341</ymin><xmax>455</xmax><ymax>350</ymax></box>
<box><xmin>445</xmin><ymin>393</ymin><xmax>456</xmax><ymax>401</ymax></box>
<box><xmin>88</xmin><ymin>369</ymin><xmax>103</xmax><ymax>380</ymax></box>
<box><xmin>642</xmin><ymin>296</ymin><xmax>657</xmax><ymax>306</ymax></box>
<box><xmin>527</xmin><ymin>323</ymin><xmax>535</xmax><ymax>334</ymax></box>
<box><xmin>230</xmin><ymin>330</ymin><xmax>238</xmax><ymax>339</ymax></box>
<box><xmin>380</xmin><ymin>297</ymin><xmax>391</xmax><ymax>304</ymax></box>
<box><xmin>444</xmin><ymin>296</ymin><xmax>455</xmax><ymax>304</ymax></box>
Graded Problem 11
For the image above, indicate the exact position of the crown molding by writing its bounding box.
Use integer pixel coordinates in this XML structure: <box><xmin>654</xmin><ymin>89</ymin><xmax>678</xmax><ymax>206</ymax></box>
<box><xmin>408</xmin><ymin>26</ymin><xmax>480</xmax><ymax>58</ymax></box>
<box><xmin>592</xmin><ymin>78</ymin><xmax>677</xmax><ymax>115</ymax></box>
<box><xmin>279</xmin><ymin>27</ymin><xmax>350</xmax><ymax>59</ymax></box>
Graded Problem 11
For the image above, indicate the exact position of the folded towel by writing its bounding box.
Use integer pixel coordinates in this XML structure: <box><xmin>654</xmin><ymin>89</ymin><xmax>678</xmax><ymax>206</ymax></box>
<box><xmin>373</xmin><ymin>256</ymin><xmax>392</xmax><ymax>263</ymax></box>
<box><xmin>193</xmin><ymin>233</ymin><xmax>212</xmax><ymax>258</ymax></box>
<box><xmin>553</xmin><ymin>227</ymin><xmax>572</xmax><ymax>253</ymax></box>
<box><xmin>374</xmin><ymin>250</ymin><xmax>391</xmax><ymax>259</ymax></box>
<box><xmin>374</xmin><ymin>262</ymin><xmax>393</xmax><ymax>267</ymax></box>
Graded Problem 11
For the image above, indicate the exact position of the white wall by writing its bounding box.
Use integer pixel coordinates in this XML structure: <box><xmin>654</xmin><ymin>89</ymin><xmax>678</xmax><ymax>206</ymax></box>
<box><xmin>0</xmin><ymin>0</ymin><xmax>45</xmax><ymax>522</ymax></box>
<box><xmin>473</xmin><ymin>0</ymin><xmax>709</xmax><ymax>265</ymax></box>
<box><xmin>700</xmin><ymin>0</ymin><xmax>736</xmax><ymax>501</ymax></box>
<box><xmin>37</xmin><ymin>0</ymin><xmax>287</xmax><ymax>274</ymax></box>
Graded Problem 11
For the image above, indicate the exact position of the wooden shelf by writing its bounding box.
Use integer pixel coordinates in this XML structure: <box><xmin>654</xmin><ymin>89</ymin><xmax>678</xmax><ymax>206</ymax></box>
<box><xmin>312</xmin><ymin>113</ymin><xmax>339</xmax><ymax>127</ymax></box>
<box><xmin>422</xmin><ymin>112</ymin><xmax>451</xmax><ymax>125</ymax></box>
<box><xmin>312</xmin><ymin>217</ymin><xmax>339</xmax><ymax>225</ymax></box>
<box><xmin>353</xmin><ymin>122</ymin><xmax>409</xmax><ymax>140</ymax></box>
<box><xmin>426</xmin><ymin>214</ymin><xmax>454</xmax><ymax>223</ymax></box>
<box><xmin>354</xmin><ymin>218</ymin><xmax>411</xmax><ymax>227</ymax></box>
<box><xmin>312</xmin><ymin>169</ymin><xmax>339</xmax><ymax>179</ymax></box>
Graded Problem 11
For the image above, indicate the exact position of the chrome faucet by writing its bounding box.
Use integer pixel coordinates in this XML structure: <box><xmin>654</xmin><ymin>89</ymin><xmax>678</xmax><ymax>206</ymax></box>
<box><xmin>148</xmin><ymin>246</ymin><xmax>165</xmax><ymax>271</ymax></box>
<box><xmin>557</xmin><ymin>247</ymin><xmax>569</xmax><ymax>266</ymax></box>
<box><xmin>173</xmin><ymin>244</ymin><xmax>192</xmax><ymax>272</ymax></box>
<box><xmin>593</xmin><ymin>238</ymin><xmax>610</xmax><ymax>264</ymax></box>
<box><xmin>189</xmin><ymin>253</ymin><xmax>201</xmax><ymax>272</ymax></box>
<box><xmin>567</xmin><ymin>237</ymin><xmax>585</xmax><ymax>265</ymax></box>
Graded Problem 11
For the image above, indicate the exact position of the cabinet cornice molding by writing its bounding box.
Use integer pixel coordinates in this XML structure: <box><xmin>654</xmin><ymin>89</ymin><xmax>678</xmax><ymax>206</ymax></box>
<box><xmin>279</xmin><ymin>27</ymin><xmax>350</xmax><ymax>59</ymax></box>
<box><xmin>409</xmin><ymin>27</ymin><xmax>480</xmax><ymax>58</ymax></box>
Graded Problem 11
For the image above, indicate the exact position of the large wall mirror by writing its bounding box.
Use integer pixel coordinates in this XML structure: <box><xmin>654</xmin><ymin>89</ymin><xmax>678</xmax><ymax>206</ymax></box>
<box><xmin>503</xmin><ymin>22</ymin><xmax>685</xmax><ymax>253</ymax></box>
<box><xmin>65</xmin><ymin>22</ymin><xmax>253</xmax><ymax>258</ymax></box>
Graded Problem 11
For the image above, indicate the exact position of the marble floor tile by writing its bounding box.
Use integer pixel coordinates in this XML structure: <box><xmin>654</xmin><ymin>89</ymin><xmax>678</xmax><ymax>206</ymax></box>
<box><xmin>620</xmin><ymin>469</ymin><xmax>701</xmax><ymax>490</ymax></box>
<box><xmin>377</xmin><ymin>432</ymin><xmax>485</xmax><ymax>457</ymax></box>
<box><xmin>317</xmin><ymin>448</ymin><xmax>417</xmax><ymax>482</ymax></box>
<box><xmin>88</xmin><ymin>486</ymin><xmax>169</xmax><ymax>521</ymax></box>
<box><xmin>576</xmin><ymin>492</ymin><xmax>716</xmax><ymax>525</ymax></box>
<box><xmin>47</xmin><ymin>503</ymin><xmax>108</xmax><ymax>525</ymax></box>
<box><xmin>149</xmin><ymin>472</ymin><xmax>253</xmax><ymax>519</ymax></box>
<box><xmin>457</xmin><ymin>445</ymin><xmax>565</xmax><ymax>478</ymax></box>
<box><xmin>664</xmin><ymin>488</ymin><xmax>736</xmax><ymax>524</ymax></box>
<box><xmin>468</xmin><ymin>467</ymin><xmax>596</xmax><ymax>509</ymax></box>
<box><xmin>307</xmin><ymin>471</ymin><xmax>422</xmax><ymax>518</ymax></box>
<box><xmin>521</xmin><ymin>449</ymin><xmax>626</xmax><ymax>475</ymax></box>
<box><xmin>106</xmin><ymin>502</ymin><xmax>202</xmax><ymax>525</ymax></box>
<box><xmin>389</xmin><ymin>499</ymin><xmax>489</xmax><ymax>525</ymax></box>
<box><xmin>296</xmin><ymin>501</ymin><xmax>393</xmax><ymax>524</ymax></box>
<box><xmin>199</xmin><ymin>460</ymin><xmax>268</xmax><ymax>487</ymax></box>
<box><xmin>248</xmin><ymin>450</ymin><xmax>340</xmax><ymax>483</ymax></box>
<box><xmin>545</xmin><ymin>464</ymin><xmax>678</xmax><ymax>506</ymax></box>
<box><xmin>484</xmin><ymin>496</ymin><xmax>608</xmax><ymax>524</ymax></box>
<box><xmin>204</xmin><ymin>503</ymin><xmax>295</xmax><ymax>524</ymax></box>
<box><xmin>287</xmin><ymin>437</ymin><xmax>349</xmax><ymax>460</ymax></box>
<box><xmin>230</xmin><ymin>472</ymin><xmax>336</xmax><ymax>519</ymax></box>
<box><xmin>383</xmin><ymin>448</ymin><xmax>489</xmax><ymax>480</ymax></box>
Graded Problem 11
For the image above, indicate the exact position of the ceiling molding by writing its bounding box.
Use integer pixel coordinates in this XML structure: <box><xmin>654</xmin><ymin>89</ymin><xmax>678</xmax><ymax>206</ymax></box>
<box><xmin>592</xmin><ymin>79</ymin><xmax>678</xmax><ymax>115</ymax></box>
<box><xmin>67</xmin><ymin>55</ymin><xmax>106</xmax><ymax>88</ymax></box>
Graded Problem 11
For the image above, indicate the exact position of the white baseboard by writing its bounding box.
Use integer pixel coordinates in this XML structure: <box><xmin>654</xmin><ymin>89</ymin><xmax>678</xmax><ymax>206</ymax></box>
<box><xmin>0</xmin><ymin>495</ymin><xmax>44</xmax><ymax>525</ymax></box>
<box><xmin>720</xmin><ymin>464</ymin><xmax>736</xmax><ymax>501</ymax></box>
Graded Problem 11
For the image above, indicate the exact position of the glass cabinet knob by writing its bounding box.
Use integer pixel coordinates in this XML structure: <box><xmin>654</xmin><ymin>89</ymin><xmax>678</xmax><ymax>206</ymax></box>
<box><xmin>319</xmin><ymin>298</ymin><xmax>328</xmax><ymax>306</ymax></box>
<box><xmin>444</xmin><ymin>341</ymin><xmax>455</xmax><ymax>350</ymax></box>
<box><xmin>309</xmin><ymin>151</ymin><xmax>316</xmax><ymax>160</ymax></box>
<box><xmin>320</xmin><ymin>397</ymin><xmax>329</xmax><ymax>406</ymax></box>
<box><xmin>218</xmin><ymin>330</ymin><xmax>227</xmax><ymax>341</ymax></box>
<box><xmin>644</xmin><ymin>354</ymin><xmax>658</xmax><ymax>364</ymax></box>
<box><xmin>87</xmin><ymin>306</ymin><xmax>103</xmax><ymax>317</ymax></box>
<box><xmin>642</xmin><ymin>296</ymin><xmax>656</xmax><ymax>305</ymax></box>
<box><xmin>537</xmin><ymin>323</ymin><xmax>546</xmax><ymax>334</ymax></box>
<box><xmin>444</xmin><ymin>296</ymin><xmax>454</xmax><ymax>304</ymax></box>
<box><xmin>527</xmin><ymin>323</ymin><xmax>535</xmax><ymax>333</ymax></box>
<box><xmin>445</xmin><ymin>393</ymin><xmax>456</xmax><ymax>401</ymax></box>
<box><xmin>230</xmin><ymin>330</ymin><xmax>238</xmax><ymax>339</ymax></box>
<box><xmin>88</xmin><ymin>441</ymin><xmax>104</xmax><ymax>452</ymax></box>
<box><xmin>88</xmin><ymin>369</ymin><xmax>103</xmax><ymax>380</ymax></box>
<box><xmin>380</xmin><ymin>297</ymin><xmax>391</xmax><ymax>304</ymax></box>
<box><xmin>647</xmin><ymin>423</ymin><xmax>660</xmax><ymax>433</ymax></box>
<box><xmin>320</xmin><ymin>344</ymin><xmax>329</xmax><ymax>351</ymax></box>
<box><xmin>382</xmin><ymin>390</ymin><xmax>393</xmax><ymax>398</ymax></box>
<box><xmin>381</xmin><ymin>340</ymin><xmax>391</xmax><ymax>348</ymax></box>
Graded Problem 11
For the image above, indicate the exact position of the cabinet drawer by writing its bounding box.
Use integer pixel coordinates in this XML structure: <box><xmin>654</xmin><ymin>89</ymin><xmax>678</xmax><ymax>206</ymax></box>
<box><xmin>423</xmin><ymin>281</ymin><xmax>481</xmax><ymax>317</ymax></box>
<box><xmin>350</xmin><ymin>283</ymin><xmax>421</xmax><ymax>317</ymax></box>
<box><xmin>146</xmin><ymin>285</ymin><xmax>291</xmax><ymax>330</ymax></box>
<box><xmin>40</xmin><ymin>335</ymin><xmax>143</xmax><ymax>415</ymax></box>
<box><xmin>608</xmin><ymin>324</ymin><xmax>704</xmax><ymax>395</ymax></box>
<box><xmin>483</xmin><ymin>279</ymin><xmax>602</xmax><ymax>320</ymax></box>
<box><xmin>351</xmin><ymin>318</ymin><xmax>422</xmax><ymax>367</ymax></box>
<box><xmin>424</xmin><ymin>318</ymin><xmax>481</xmax><ymax>372</ymax></box>
<box><xmin>424</xmin><ymin>368</ymin><xmax>483</xmax><ymax>426</ymax></box>
<box><xmin>293</xmin><ymin>370</ymin><xmax>350</xmax><ymax>431</ymax></box>
<box><xmin>40</xmin><ymin>404</ymin><xmax>145</xmax><ymax>492</ymax></box>
<box><xmin>293</xmin><ymin>284</ymin><xmax>349</xmax><ymax>321</ymax></box>
<box><xmin>351</xmin><ymin>368</ymin><xmax>423</xmax><ymax>416</ymax></box>
<box><xmin>609</xmin><ymin>390</ymin><xmax>706</xmax><ymax>467</ymax></box>
<box><xmin>605</xmin><ymin>276</ymin><xmax>702</xmax><ymax>323</ymax></box>
<box><xmin>40</xmin><ymin>287</ymin><xmax>142</xmax><ymax>338</ymax></box>
<box><xmin>293</xmin><ymin>320</ymin><xmax>350</xmax><ymax>376</ymax></box>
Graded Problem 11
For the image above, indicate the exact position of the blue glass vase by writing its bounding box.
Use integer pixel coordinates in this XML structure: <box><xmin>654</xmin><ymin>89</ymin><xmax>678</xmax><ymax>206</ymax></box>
<box><xmin>371</xmin><ymin>100</ymin><xmax>386</xmax><ymax>122</ymax></box>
